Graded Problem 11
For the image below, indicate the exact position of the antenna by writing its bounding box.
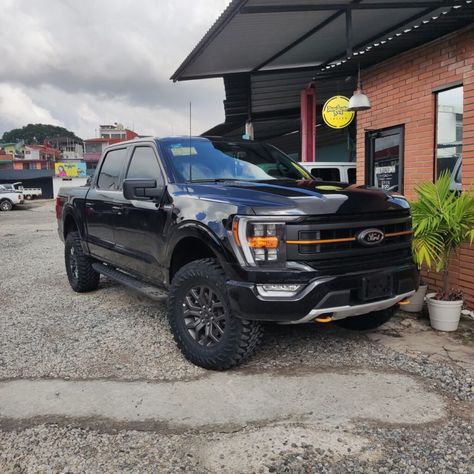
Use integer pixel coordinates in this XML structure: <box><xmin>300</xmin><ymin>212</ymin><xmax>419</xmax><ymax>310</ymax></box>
<box><xmin>189</xmin><ymin>101</ymin><xmax>193</xmax><ymax>182</ymax></box>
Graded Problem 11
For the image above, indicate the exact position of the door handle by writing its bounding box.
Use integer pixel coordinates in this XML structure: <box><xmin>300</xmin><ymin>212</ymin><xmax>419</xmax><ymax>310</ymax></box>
<box><xmin>111</xmin><ymin>205</ymin><xmax>123</xmax><ymax>215</ymax></box>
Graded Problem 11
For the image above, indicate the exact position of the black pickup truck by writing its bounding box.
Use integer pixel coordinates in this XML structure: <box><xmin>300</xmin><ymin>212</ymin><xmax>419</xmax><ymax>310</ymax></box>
<box><xmin>57</xmin><ymin>136</ymin><xmax>417</xmax><ymax>370</ymax></box>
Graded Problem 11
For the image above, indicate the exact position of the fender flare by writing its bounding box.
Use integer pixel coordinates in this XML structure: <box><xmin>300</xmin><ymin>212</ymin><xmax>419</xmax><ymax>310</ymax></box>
<box><xmin>62</xmin><ymin>205</ymin><xmax>85</xmax><ymax>240</ymax></box>
<box><xmin>166</xmin><ymin>221</ymin><xmax>236</xmax><ymax>279</ymax></box>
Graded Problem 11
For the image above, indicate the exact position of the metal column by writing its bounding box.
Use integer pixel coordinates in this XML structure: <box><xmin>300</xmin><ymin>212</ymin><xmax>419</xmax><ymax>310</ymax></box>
<box><xmin>300</xmin><ymin>81</ymin><xmax>316</xmax><ymax>162</ymax></box>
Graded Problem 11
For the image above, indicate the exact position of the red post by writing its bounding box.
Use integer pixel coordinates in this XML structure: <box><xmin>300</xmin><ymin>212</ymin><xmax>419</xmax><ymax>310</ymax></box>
<box><xmin>300</xmin><ymin>82</ymin><xmax>316</xmax><ymax>162</ymax></box>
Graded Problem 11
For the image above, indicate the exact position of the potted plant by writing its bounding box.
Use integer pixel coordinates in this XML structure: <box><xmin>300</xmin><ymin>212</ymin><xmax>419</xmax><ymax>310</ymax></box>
<box><xmin>411</xmin><ymin>171</ymin><xmax>474</xmax><ymax>331</ymax></box>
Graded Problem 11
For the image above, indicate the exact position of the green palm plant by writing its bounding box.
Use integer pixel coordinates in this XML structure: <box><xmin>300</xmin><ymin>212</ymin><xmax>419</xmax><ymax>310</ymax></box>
<box><xmin>411</xmin><ymin>171</ymin><xmax>474</xmax><ymax>298</ymax></box>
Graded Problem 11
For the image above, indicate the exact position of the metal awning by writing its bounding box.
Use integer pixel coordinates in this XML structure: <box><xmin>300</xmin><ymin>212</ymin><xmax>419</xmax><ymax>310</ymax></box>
<box><xmin>172</xmin><ymin>0</ymin><xmax>474</xmax><ymax>81</ymax></box>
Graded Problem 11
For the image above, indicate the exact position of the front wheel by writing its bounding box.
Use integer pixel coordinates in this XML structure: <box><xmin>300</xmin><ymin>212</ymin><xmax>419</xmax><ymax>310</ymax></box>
<box><xmin>65</xmin><ymin>231</ymin><xmax>100</xmax><ymax>292</ymax></box>
<box><xmin>167</xmin><ymin>259</ymin><xmax>263</xmax><ymax>370</ymax></box>
<box><xmin>333</xmin><ymin>306</ymin><xmax>396</xmax><ymax>331</ymax></box>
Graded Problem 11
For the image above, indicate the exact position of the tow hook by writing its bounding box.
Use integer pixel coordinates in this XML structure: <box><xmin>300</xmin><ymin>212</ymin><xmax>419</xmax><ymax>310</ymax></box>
<box><xmin>314</xmin><ymin>315</ymin><xmax>332</xmax><ymax>323</ymax></box>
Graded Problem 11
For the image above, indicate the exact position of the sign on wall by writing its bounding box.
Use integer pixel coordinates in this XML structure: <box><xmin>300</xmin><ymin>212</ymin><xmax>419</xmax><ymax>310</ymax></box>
<box><xmin>322</xmin><ymin>96</ymin><xmax>355</xmax><ymax>129</ymax></box>
<box><xmin>55</xmin><ymin>162</ymin><xmax>87</xmax><ymax>177</ymax></box>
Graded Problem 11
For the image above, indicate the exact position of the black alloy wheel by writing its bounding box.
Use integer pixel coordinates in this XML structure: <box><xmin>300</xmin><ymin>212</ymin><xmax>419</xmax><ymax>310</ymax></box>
<box><xmin>183</xmin><ymin>285</ymin><xmax>226</xmax><ymax>347</ymax></box>
<box><xmin>168</xmin><ymin>258</ymin><xmax>263</xmax><ymax>370</ymax></box>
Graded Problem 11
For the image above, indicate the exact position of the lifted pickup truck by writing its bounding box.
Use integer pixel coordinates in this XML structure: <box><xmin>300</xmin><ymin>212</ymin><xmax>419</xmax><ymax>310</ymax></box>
<box><xmin>57</xmin><ymin>137</ymin><xmax>417</xmax><ymax>370</ymax></box>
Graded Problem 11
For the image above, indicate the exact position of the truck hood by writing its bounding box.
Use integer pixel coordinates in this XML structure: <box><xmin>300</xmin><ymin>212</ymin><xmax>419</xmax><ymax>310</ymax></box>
<box><xmin>186</xmin><ymin>180</ymin><xmax>410</xmax><ymax>216</ymax></box>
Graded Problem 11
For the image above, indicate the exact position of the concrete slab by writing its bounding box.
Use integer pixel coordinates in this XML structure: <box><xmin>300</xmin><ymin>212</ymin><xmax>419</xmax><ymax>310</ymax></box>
<box><xmin>0</xmin><ymin>370</ymin><xmax>446</xmax><ymax>431</ymax></box>
<box><xmin>368</xmin><ymin>314</ymin><xmax>474</xmax><ymax>371</ymax></box>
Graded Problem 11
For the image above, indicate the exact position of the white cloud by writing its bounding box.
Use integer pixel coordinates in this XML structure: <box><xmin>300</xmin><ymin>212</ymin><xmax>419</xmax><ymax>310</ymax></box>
<box><xmin>0</xmin><ymin>0</ymin><xmax>228</xmax><ymax>138</ymax></box>
<box><xmin>0</xmin><ymin>84</ymin><xmax>62</xmax><ymax>129</ymax></box>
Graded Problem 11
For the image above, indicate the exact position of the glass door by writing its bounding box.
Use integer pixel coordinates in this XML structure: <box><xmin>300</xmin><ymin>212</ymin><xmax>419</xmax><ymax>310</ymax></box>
<box><xmin>366</xmin><ymin>126</ymin><xmax>404</xmax><ymax>193</ymax></box>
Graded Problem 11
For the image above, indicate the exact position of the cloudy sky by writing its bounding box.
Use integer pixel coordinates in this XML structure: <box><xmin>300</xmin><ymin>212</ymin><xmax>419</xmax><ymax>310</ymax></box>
<box><xmin>0</xmin><ymin>0</ymin><xmax>229</xmax><ymax>139</ymax></box>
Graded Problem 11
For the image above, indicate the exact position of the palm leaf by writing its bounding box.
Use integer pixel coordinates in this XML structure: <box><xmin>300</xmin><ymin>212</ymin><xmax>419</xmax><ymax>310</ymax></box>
<box><xmin>411</xmin><ymin>171</ymin><xmax>474</xmax><ymax>281</ymax></box>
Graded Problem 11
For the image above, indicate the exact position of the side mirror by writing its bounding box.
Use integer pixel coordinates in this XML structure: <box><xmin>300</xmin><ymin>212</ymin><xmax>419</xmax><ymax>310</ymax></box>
<box><xmin>123</xmin><ymin>179</ymin><xmax>165</xmax><ymax>201</ymax></box>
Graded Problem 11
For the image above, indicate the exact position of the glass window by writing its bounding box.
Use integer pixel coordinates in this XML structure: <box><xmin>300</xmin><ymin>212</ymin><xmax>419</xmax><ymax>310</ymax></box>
<box><xmin>97</xmin><ymin>148</ymin><xmax>127</xmax><ymax>190</ymax></box>
<box><xmin>310</xmin><ymin>168</ymin><xmax>340</xmax><ymax>182</ymax></box>
<box><xmin>436</xmin><ymin>86</ymin><xmax>463</xmax><ymax>181</ymax></box>
<box><xmin>126</xmin><ymin>147</ymin><xmax>163</xmax><ymax>183</ymax></box>
<box><xmin>161</xmin><ymin>138</ymin><xmax>311</xmax><ymax>182</ymax></box>
<box><xmin>347</xmin><ymin>168</ymin><xmax>356</xmax><ymax>184</ymax></box>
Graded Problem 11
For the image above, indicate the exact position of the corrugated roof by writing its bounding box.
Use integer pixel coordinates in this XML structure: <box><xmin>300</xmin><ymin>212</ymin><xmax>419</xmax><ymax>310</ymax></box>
<box><xmin>172</xmin><ymin>0</ymin><xmax>474</xmax><ymax>81</ymax></box>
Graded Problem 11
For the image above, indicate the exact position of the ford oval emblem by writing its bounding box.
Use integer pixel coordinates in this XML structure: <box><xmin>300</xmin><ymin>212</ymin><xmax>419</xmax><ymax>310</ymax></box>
<box><xmin>357</xmin><ymin>228</ymin><xmax>385</xmax><ymax>246</ymax></box>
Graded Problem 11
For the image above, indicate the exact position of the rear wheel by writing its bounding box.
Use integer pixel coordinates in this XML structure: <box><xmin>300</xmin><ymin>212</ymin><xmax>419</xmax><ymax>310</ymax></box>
<box><xmin>65</xmin><ymin>231</ymin><xmax>100</xmax><ymax>292</ymax></box>
<box><xmin>168</xmin><ymin>258</ymin><xmax>263</xmax><ymax>370</ymax></box>
<box><xmin>0</xmin><ymin>199</ymin><xmax>13</xmax><ymax>211</ymax></box>
<box><xmin>333</xmin><ymin>306</ymin><xmax>396</xmax><ymax>331</ymax></box>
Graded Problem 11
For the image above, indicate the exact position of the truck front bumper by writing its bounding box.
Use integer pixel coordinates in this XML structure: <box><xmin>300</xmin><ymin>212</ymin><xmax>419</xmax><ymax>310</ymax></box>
<box><xmin>226</xmin><ymin>263</ymin><xmax>417</xmax><ymax>323</ymax></box>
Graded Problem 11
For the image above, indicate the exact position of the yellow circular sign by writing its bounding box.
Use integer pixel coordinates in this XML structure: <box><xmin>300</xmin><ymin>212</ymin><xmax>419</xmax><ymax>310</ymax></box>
<box><xmin>322</xmin><ymin>96</ymin><xmax>355</xmax><ymax>129</ymax></box>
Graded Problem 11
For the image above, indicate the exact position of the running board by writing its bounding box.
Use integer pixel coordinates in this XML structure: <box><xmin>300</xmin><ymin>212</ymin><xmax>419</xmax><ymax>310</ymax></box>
<box><xmin>92</xmin><ymin>263</ymin><xmax>168</xmax><ymax>301</ymax></box>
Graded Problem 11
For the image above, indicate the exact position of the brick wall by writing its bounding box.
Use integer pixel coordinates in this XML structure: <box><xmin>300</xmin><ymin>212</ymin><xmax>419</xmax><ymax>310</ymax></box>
<box><xmin>355</xmin><ymin>27</ymin><xmax>474</xmax><ymax>307</ymax></box>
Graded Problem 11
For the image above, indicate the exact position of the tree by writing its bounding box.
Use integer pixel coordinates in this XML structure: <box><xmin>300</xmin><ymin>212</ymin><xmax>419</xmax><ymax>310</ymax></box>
<box><xmin>1</xmin><ymin>124</ymin><xmax>82</xmax><ymax>144</ymax></box>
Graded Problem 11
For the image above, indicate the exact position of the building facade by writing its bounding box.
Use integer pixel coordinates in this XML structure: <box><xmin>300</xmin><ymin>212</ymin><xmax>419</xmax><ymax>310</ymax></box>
<box><xmin>355</xmin><ymin>28</ymin><xmax>474</xmax><ymax>305</ymax></box>
<box><xmin>83</xmin><ymin>125</ymin><xmax>138</xmax><ymax>173</ymax></box>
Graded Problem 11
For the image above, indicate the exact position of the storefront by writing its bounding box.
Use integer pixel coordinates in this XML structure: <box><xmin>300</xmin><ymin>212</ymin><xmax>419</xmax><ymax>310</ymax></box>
<box><xmin>356</xmin><ymin>28</ymin><xmax>473</xmax><ymax>303</ymax></box>
<box><xmin>172</xmin><ymin>0</ymin><xmax>474</xmax><ymax>305</ymax></box>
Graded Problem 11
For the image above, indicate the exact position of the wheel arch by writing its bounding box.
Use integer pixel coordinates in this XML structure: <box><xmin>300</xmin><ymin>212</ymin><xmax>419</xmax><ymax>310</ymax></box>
<box><xmin>63</xmin><ymin>211</ymin><xmax>79</xmax><ymax>238</ymax></box>
<box><xmin>167</xmin><ymin>223</ymin><xmax>233</xmax><ymax>284</ymax></box>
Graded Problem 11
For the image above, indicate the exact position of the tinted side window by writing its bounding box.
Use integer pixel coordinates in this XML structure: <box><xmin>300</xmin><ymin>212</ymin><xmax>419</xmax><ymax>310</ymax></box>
<box><xmin>126</xmin><ymin>146</ymin><xmax>163</xmax><ymax>183</ymax></box>
<box><xmin>97</xmin><ymin>148</ymin><xmax>127</xmax><ymax>190</ymax></box>
<box><xmin>347</xmin><ymin>168</ymin><xmax>356</xmax><ymax>184</ymax></box>
<box><xmin>310</xmin><ymin>168</ymin><xmax>340</xmax><ymax>182</ymax></box>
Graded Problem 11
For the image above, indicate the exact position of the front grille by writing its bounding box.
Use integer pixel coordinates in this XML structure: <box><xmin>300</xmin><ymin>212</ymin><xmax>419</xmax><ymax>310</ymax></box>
<box><xmin>297</xmin><ymin>220</ymin><xmax>410</xmax><ymax>254</ymax></box>
<box><xmin>286</xmin><ymin>210</ymin><xmax>413</xmax><ymax>269</ymax></box>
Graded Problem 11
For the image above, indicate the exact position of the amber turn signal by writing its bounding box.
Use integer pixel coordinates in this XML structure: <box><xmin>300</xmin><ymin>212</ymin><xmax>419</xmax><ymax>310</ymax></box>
<box><xmin>247</xmin><ymin>236</ymin><xmax>279</xmax><ymax>248</ymax></box>
<box><xmin>232</xmin><ymin>218</ymin><xmax>241</xmax><ymax>247</ymax></box>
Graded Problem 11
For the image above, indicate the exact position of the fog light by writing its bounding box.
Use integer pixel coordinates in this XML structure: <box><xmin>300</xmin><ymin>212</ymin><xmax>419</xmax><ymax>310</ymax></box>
<box><xmin>261</xmin><ymin>284</ymin><xmax>302</xmax><ymax>292</ymax></box>
<box><xmin>257</xmin><ymin>283</ymin><xmax>303</xmax><ymax>298</ymax></box>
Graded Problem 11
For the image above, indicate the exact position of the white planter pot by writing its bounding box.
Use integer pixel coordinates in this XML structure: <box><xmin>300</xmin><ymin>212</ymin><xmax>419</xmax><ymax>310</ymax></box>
<box><xmin>427</xmin><ymin>296</ymin><xmax>463</xmax><ymax>332</ymax></box>
<box><xmin>402</xmin><ymin>285</ymin><xmax>428</xmax><ymax>312</ymax></box>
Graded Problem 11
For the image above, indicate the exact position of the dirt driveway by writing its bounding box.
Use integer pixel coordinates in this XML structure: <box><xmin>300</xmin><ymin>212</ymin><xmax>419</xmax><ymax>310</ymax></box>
<box><xmin>0</xmin><ymin>202</ymin><xmax>473</xmax><ymax>473</ymax></box>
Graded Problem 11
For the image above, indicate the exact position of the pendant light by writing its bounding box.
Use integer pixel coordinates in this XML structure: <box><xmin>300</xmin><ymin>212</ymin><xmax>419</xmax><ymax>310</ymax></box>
<box><xmin>347</xmin><ymin>64</ymin><xmax>371</xmax><ymax>112</ymax></box>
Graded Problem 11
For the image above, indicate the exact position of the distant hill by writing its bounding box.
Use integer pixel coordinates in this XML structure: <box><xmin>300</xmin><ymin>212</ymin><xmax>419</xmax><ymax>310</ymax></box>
<box><xmin>1</xmin><ymin>124</ymin><xmax>82</xmax><ymax>144</ymax></box>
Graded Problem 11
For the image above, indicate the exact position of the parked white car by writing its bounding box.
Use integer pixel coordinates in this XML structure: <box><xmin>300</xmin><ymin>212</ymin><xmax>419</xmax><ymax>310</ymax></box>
<box><xmin>298</xmin><ymin>162</ymin><xmax>356</xmax><ymax>184</ymax></box>
<box><xmin>0</xmin><ymin>182</ymin><xmax>42</xmax><ymax>199</ymax></box>
<box><xmin>0</xmin><ymin>188</ymin><xmax>24</xmax><ymax>211</ymax></box>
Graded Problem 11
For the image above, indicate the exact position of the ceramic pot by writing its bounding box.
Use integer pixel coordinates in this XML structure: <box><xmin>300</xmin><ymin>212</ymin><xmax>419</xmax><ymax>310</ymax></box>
<box><xmin>427</xmin><ymin>296</ymin><xmax>463</xmax><ymax>332</ymax></box>
<box><xmin>402</xmin><ymin>285</ymin><xmax>428</xmax><ymax>313</ymax></box>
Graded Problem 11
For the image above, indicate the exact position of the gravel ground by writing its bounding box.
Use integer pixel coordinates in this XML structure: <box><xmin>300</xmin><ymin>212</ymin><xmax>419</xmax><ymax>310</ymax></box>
<box><xmin>0</xmin><ymin>202</ymin><xmax>473</xmax><ymax>473</ymax></box>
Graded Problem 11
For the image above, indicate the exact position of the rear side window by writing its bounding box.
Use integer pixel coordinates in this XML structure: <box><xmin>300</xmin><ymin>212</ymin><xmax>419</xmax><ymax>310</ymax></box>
<box><xmin>347</xmin><ymin>168</ymin><xmax>356</xmax><ymax>184</ymax></box>
<box><xmin>311</xmin><ymin>168</ymin><xmax>340</xmax><ymax>182</ymax></box>
<box><xmin>97</xmin><ymin>148</ymin><xmax>127</xmax><ymax>190</ymax></box>
<box><xmin>126</xmin><ymin>146</ymin><xmax>163</xmax><ymax>183</ymax></box>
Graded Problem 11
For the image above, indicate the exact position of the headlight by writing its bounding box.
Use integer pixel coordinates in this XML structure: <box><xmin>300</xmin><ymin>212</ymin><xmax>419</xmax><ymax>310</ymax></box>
<box><xmin>231</xmin><ymin>216</ymin><xmax>297</xmax><ymax>267</ymax></box>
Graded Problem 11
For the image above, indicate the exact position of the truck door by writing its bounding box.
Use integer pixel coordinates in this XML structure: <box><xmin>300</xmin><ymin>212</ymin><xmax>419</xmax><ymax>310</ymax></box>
<box><xmin>112</xmin><ymin>145</ymin><xmax>168</xmax><ymax>283</ymax></box>
<box><xmin>85</xmin><ymin>147</ymin><xmax>128</xmax><ymax>263</ymax></box>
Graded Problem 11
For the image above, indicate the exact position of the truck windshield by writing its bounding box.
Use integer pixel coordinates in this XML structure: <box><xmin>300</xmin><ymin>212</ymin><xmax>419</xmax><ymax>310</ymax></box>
<box><xmin>161</xmin><ymin>138</ymin><xmax>311</xmax><ymax>182</ymax></box>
